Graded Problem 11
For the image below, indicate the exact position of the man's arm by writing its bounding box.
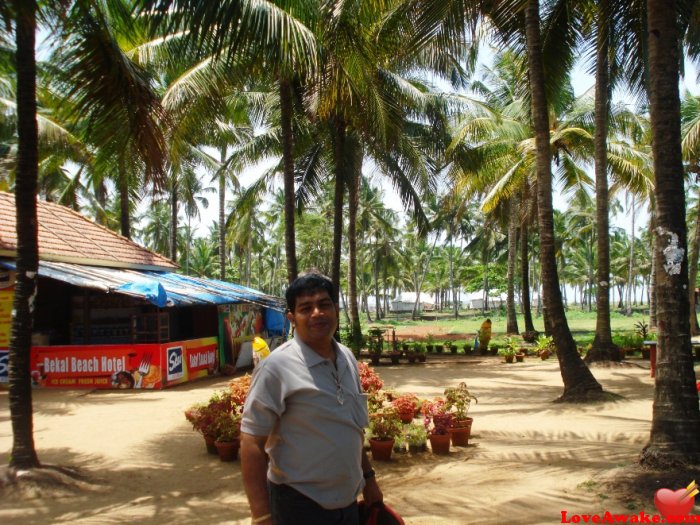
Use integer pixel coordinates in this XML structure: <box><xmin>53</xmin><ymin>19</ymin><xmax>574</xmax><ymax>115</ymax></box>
<box><xmin>240</xmin><ymin>432</ymin><xmax>273</xmax><ymax>524</ymax></box>
<box><xmin>361</xmin><ymin>450</ymin><xmax>383</xmax><ymax>505</ymax></box>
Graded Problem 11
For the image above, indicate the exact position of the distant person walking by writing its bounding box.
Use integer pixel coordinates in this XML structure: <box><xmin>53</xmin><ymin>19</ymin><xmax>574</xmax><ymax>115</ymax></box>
<box><xmin>240</xmin><ymin>271</ymin><xmax>383</xmax><ymax>525</ymax></box>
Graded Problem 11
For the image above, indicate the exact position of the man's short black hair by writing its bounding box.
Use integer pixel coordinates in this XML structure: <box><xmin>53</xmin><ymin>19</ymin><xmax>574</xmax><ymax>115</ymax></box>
<box><xmin>286</xmin><ymin>271</ymin><xmax>337</xmax><ymax>312</ymax></box>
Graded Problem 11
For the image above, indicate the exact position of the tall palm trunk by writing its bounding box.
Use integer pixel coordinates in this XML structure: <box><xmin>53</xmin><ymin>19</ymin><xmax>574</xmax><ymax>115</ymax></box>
<box><xmin>520</xmin><ymin>207</ymin><xmax>536</xmax><ymax>333</ymax></box>
<box><xmin>170</xmin><ymin>175</ymin><xmax>178</xmax><ymax>262</ymax></box>
<box><xmin>588</xmin><ymin>9</ymin><xmax>618</xmax><ymax>361</ymax></box>
<box><xmin>9</xmin><ymin>0</ymin><xmax>40</xmax><ymax>469</ymax></box>
<box><xmin>219</xmin><ymin>147</ymin><xmax>227</xmax><ymax>281</ymax></box>
<box><xmin>524</xmin><ymin>0</ymin><xmax>603</xmax><ymax>401</ymax></box>
<box><xmin>649</xmin><ymin>210</ymin><xmax>658</xmax><ymax>328</ymax></box>
<box><xmin>346</xmin><ymin>134</ymin><xmax>363</xmax><ymax>351</ymax></box>
<box><xmin>688</xmin><ymin>188</ymin><xmax>700</xmax><ymax>334</ymax></box>
<box><xmin>331</xmin><ymin>120</ymin><xmax>346</xmax><ymax>303</ymax></box>
<box><xmin>280</xmin><ymin>78</ymin><xmax>298</xmax><ymax>283</ymax></box>
<box><xmin>625</xmin><ymin>196</ymin><xmax>636</xmax><ymax>315</ymax></box>
<box><xmin>506</xmin><ymin>198</ymin><xmax>519</xmax><ymax>334</ymax></box>
<box><xmin>640</xmin><ymin>0</ymin><xmax>700</xmax><ymax>468</ymax></box>
<box><xmin>118</xmin><ymin>157</ymin><xmax>130</xmax><ymax>239</ymax></box>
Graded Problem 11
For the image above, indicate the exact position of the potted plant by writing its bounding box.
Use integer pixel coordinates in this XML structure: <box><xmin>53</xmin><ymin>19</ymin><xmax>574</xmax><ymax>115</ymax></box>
<box><xmin>443</xmin><ymin>382</ymin><xmax>478</xmax><ymax>446</ymax></box>
<box><xmin>422</xmin><ymin>398</ymin><xmax>452</xmax><ymax>454</ymax></box>
<box><xmin>392</xmin><ymin>393</ymin><xmax>419</xmax><ymax>423</ymax></box>
<box><xmin>425</xmin><ymin>334</ymin><xmax>435</xmax><ymax>353</ymax></box>
<box><xmin>448</xmin><ymin>341</ymin><xmax>458</xmax><ymax>354</ymax></box>
<box><xmin>414</xmin><ymin>342</ymin><xmax>427</xmax><ymax>362</ymax></box>
<box><xmin>498</xmin><ymin>346</ymin><xmax>517</xmax><ymax>363</ymax></box>
<box><xmin>503</xmin><ymin>336</ymin><xmax>526</xmax><ymax>362</ymax></box>
<box><xmin>405</xmin><ymin>422</ymin><xmax>428</xmax><ymax>453</ymax></box>
<box><xmin>536</xmin><ymin>335</ymin><xmax>555</xmax><ymax>360</ymax></box>
<box><xmin>213</xmin><ymin>410</ymin><xmax>242</xmax><ymax>461</ymax></box>
<box><xmin>184</xmin><ymin>402</ymin><xmax>218</xmax><ymax>454</ymax></box>
<box><xmin>368</xmin><ymin>407</ymin><xmax>403</xmax><ymax>461</ymax></box>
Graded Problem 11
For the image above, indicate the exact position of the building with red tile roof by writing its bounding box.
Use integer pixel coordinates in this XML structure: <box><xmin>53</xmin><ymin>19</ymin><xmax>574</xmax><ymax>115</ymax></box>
<box><xmin>0</xmin><ymin>191</ymin><xmax>176</xmax><ymax>270</ymax></box>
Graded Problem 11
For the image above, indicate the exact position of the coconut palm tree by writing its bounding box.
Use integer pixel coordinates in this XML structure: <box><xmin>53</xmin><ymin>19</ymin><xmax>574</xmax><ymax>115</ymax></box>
<box><xmin>639</xmin><ymin>0</ymin><xmax>700</xmax><ymax>468</ymax></box>
<box><xmin>6</xmin><ymin>0</ymin><xmax>41</xmax><ymax>470</ymax></box>
<box><xmin>487</xmin><ymin>0</ymin><xmax>604</xmax><ymax>400</ymax></box>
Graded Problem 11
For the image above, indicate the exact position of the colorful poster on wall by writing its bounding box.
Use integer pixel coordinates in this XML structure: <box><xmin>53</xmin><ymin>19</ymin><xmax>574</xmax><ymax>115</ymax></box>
<box><xmin>0</xmin><ymin>269</ymin><xmax>15</xmax><ymax>384</ymax></box>
<box><xmin>218</xmin><ymin>304</ymin><xmax>264</xmax><ymax>368</ymax></box>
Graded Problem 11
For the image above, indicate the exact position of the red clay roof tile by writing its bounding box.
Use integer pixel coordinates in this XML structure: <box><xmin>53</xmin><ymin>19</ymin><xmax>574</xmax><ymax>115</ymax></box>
<box><xmin>0</xmin><ymin>191</ymin><xmax>177</xmax><ymax>270</ymax></box>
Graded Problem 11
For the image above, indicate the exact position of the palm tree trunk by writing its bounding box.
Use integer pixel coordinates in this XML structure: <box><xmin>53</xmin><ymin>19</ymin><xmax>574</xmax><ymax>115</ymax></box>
<box><xmin>219</xmin><ymin>147</ymin><xmax>227</xmax><ymax>281</ymax></box>
<box><xmin>649</xmin><ymin>211</ymin><xmax>658</xmax><ymax>328</ymax></box>
<box><xmin>118</xmin><ymin>157</ymin><xmax>130</xmax><ymax>239</ymax></box>
<box><xmin>640</xmin><ymin>0</ymin><xmax>700</xmax><ymax>468</ymax></box>
<box><xmin>625</xmin><ymin>195</ymin><xmax>636</xmax><ymax>315</ymax></box>
<box><xmin>280</xmin><ymin>78</ymin><xmax>298</xmax><ymax>283</ymax></box>
<box><xmin>331</xmin><ymin>120</ymin><xmax>346</xmax><ymax>303</ymax></box>
<box><xmin>688</xmin><ymin>189</ymin><xmax>700</xmax><ymax>334</ymax></box>
<box><xmin>524</xmin><ymin>0</ymin><xmax>603</xmax><ymax>401</ymax></box>
<box><xmin>9</xmin><ymin>0</ymin><xmax>40</xmax><ymax>469</ymax></box>
<box><xmin>506</xmin><ymin>198</ymin><xmax>520</xmax><ymax>334</ymax></box>
<box><xmin>170</xmin><ymin>176</ymin><xmax>178</xmax><ymax>262</ymax></box>
<box><xmin>347</xmin><ymin>134</ymin><xmax>363</xmax><ymax>350</ymax></box>
<box><xmin>520</xmin><ymin>220</ymin><xmax>535</xmax><ymax>333</ymax></box>
<box><xmin>588</xmin><ymin>10</ymin><xmax>618</xmax><ymax>362</ymax></box>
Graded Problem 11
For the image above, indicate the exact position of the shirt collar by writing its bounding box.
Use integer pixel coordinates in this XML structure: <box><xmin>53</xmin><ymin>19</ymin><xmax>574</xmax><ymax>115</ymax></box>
<box><xmin>293</xmin><ymin>334</ymin><xmax>346</xmax><ymax>370</ymax></box>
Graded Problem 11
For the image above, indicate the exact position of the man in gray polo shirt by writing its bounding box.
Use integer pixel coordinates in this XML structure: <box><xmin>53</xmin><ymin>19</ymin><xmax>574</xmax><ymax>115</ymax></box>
<box><xmin>240</xmin><ymin>272</ymin><xmax>382</xmax><ymax>525</ymax></box>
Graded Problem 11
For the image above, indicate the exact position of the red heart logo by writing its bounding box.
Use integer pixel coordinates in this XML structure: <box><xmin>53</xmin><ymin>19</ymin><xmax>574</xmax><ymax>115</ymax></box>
<box><xmin>654</xmin><ymin>488</ymin><xmax>695</xmax><ymax>517</ymax></box>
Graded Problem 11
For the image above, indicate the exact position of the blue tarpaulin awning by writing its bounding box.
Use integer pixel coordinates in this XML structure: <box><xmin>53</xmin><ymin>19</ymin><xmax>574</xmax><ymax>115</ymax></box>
<box><xmin>0</xmin><ymin>260</ymin><xmax>285</xmax><ymax>311</ymax></box>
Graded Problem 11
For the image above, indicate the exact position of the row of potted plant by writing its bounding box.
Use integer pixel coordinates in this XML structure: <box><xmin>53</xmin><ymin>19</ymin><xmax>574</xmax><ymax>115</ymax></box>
<box><xmin>360</xmin><ymin>364</ymin><xmax>479</xmax><ymax>461</ymax></box>
<box><xmin>184</xmin><ymin>374</ymin><xmax>252</xmax><ymax>461</ymax></box>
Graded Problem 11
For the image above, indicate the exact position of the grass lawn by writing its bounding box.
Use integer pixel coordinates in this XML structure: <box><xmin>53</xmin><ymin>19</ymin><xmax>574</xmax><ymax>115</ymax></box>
<box><xmin>345</xmin><ymin>306</ymin><xmax>653</xmax><ymax>349</ymax></box>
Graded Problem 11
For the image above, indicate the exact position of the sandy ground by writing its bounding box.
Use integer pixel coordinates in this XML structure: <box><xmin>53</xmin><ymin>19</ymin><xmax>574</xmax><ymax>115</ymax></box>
<box><xmin>0</xmin><ymin>354</ymin><xmax>697</xmax><ymax>525</ymax></box>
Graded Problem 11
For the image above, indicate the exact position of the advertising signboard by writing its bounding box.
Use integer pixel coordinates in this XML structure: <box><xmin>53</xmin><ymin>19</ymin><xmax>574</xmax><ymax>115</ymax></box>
<box><xmin>28</xmin><ymin>337</ymin><xmax>218</xmax><ymax>389</ymax></box>
<box><xmin>0</xmin><ymin>268</ymin><xmax>15</xmax><ymax>384</ymax></box>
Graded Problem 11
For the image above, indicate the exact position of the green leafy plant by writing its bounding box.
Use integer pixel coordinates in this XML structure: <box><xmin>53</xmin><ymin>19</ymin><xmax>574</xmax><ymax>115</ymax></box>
<box><xmin>634</xmin><ymin>321</ymin><xmax>649</xmax><ymax>340</ymax></box>
<box><xmin>498</xmin><ymin>346</ymin><xmax>517</xmax><ymax>357</ymax></box>
<box><xmin>535</xmin><ymin>335</ymin><xmax>555</xmax><ymax>353</ymax></box>
<box><xmin>443</xmin><ymin>382</ymin><xmax>478</xmax><ymax>421</ymax></box>
<box><xmin>369</xmin><ymin>407</ymin><xmax>403</xmax><ymax>441</ymax></box>
<box><xmin>405</xmin><ymin>422</ymin><xmax>428</xmax><ymax>446</ymax></box>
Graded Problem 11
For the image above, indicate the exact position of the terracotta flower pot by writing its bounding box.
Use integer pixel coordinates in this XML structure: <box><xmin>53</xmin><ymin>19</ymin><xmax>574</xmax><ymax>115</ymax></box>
<box><xmin>505</xmin><ymin>355</ymin><xmax>515</xmax><ymax>363</ymax></box>
<box><xmin>204</xmin><ymin>435</ymin><xmax>218</xmax><ymax>455</ymax></box>
<box><xmin>515</xmin><ymin>354</ymin><xmax>525</xmax><ymax>363</ymax></box>
<box><xmin>429</xmin><ymin>433</ymin><xmax>451</xmax><ymax>455</ymax></box>
<box><xmin>215</xmin><ymin>439</ymin><xmax>240</xmax><ymax>462</ymax></box>
<box><xmin>369</xmin><ymin>438</ymin><xmax>395</xmax><ymax>461</ymax></box>
<box><xmin>450</xmin><ymin>418</ymin><xmax>473</xmax><ymax>447</ymax></box>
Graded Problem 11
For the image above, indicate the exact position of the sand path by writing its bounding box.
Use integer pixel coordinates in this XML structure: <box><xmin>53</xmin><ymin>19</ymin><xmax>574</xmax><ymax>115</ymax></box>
<box><xmin>0</xmin><ymin>356</ymin><xmax>681</xmax><ymax>524</ymax></box>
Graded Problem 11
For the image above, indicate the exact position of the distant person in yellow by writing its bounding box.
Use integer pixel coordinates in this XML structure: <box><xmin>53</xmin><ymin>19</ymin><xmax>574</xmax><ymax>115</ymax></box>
<box><xmin>252</xmin><ymin>336</ymin><xmax>270</xmax><ymax>367</ymax></box>
<box><xmin>479</xmin><ymin>319</ymin><xmax>492</xmax><ymax>352</ymax></box>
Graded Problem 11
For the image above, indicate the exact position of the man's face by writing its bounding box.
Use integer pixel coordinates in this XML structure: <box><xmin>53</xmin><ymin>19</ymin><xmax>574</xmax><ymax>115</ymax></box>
<box><xmin>287</xmin><ymin>290</ymin><xmax>339</xmax><ymax>350</ymax></box>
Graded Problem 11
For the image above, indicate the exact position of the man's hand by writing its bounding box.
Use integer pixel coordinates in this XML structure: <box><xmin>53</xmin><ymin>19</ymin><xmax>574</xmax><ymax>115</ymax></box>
<box><xmin>362</xmin><ymin>476</ymin><xmax>383</xmax><ymax>506</ymax></box>
<box><xmin>241</xmin><ymin>432</ymin><xmax>271</xmax><ymax>521</ymax></box>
